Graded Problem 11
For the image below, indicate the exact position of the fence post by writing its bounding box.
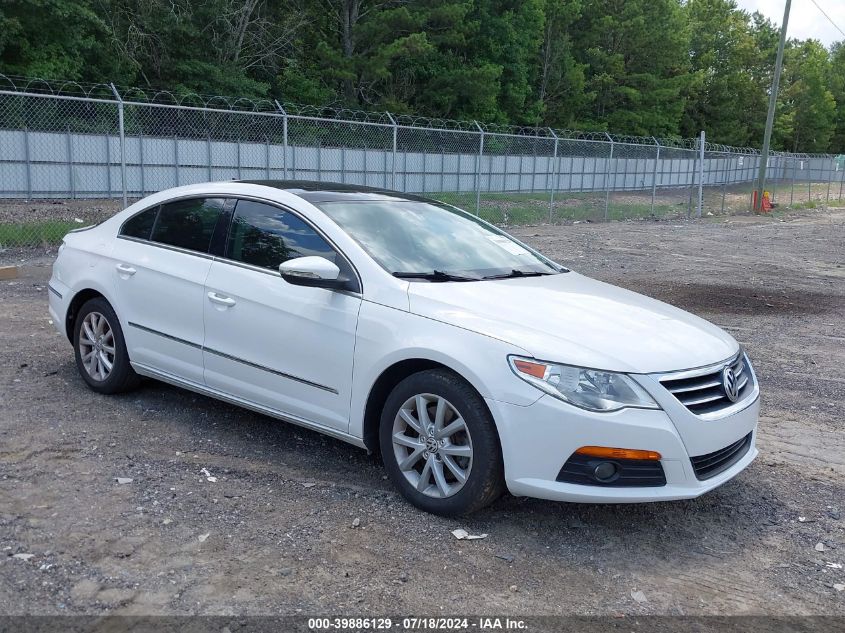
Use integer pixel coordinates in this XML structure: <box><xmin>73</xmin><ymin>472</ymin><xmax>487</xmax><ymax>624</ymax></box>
<box><xmin>808</xmin><ymin>160</ymin><xmax>812</xmax><ymax>203</ymax></box>
<box><xmin>825</xmin><ymin>157</ymin><xmax>834</xmax><ymax>210</ymax></box>
<box><xmin>265</xmin><ymin>135</ymin><xmax>271</xmax><ymax>179</ymax></box>
<box><xmin>105</xmin><ymin>126</ymin><xmax>112</xmax><ymax>196</ymax></box>
<box><xmin>650</xmin><ymin>137</ymin><xmax>660</xmax><ymax>215</ymax></box>
<box><xmin>139</xmin><ymin>128</ymin><xmax>145</xmax><ymax>196</ymax></box>
<box><xmin>840</xmin><ymin>159</ymin><xmax>844</xmax><ymax>202</ymax></box>
<box><xmin>274</xmin><ymin>100</ymin><xmax>288</xmax><ymax>179</ymax></box>
<box><xmin>66</xmin><ymin>126</ymin><xmax>75</xmax><ymax>199</ymax></box>
<box><xmin>474</xmin><ymin>121</ymin><xmax>485</xmax><ymax>215</ymax></box>
<box><xmin>109</xmin><ymin>83</ymin><xmax>127</xmax><ymax>206</ymax></box>
<box><xmin>548</xmin><ymin>128</ymin><xmax>559</xmax><ymax>222</ymax></box>
<box><xmin>604</xmin><ymin>132</ymin><xmax>614</xmax><ymax>220</ymax></box>
<box><xmin>386</xmin><ymin>112</ymin><xmax>397</xmax><ymax>190</ymax></box>
<box><xmin>790</xmin><ymin>157</ymin><xmax>796</xmax><ymax>206</ymax></box>
<box><xmin>22</xmin><ymin>126</ymin><xmax>32</xmax><ymax>200</ymax></box>
<box><xmin>697</xmin><ymin>130</ymin><xmax>705</xmax><ymax>218</ymax></box>
<box><xmin>207</xmin><ymin>134</ymin><xmax>212</xmax><ymax>181</ymax></box>
<box><xmin>174</xmin><ymin>134</ymin><xmax>180</xmax><ymax>185</ymax></box>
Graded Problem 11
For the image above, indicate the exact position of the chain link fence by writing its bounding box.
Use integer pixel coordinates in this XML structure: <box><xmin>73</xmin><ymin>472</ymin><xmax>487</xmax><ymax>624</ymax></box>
<box><xmin>2</xmin><ymin>75</ymin><xmax>844</xmax><ymax>249</ymax></box>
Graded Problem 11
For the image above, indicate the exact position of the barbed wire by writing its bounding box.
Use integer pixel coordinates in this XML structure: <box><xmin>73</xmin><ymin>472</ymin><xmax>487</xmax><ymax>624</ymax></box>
<box><xmin>0</xmin><ymin>73</ymin><xmax>830</xmax><ymax>156</ymax></box>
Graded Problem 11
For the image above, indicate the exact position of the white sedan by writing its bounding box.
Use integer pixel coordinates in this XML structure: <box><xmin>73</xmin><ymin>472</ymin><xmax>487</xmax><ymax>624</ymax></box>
<box><xmin>48</xmin><ymin>181</ymin><xmax>759</xmax><ymax>515</ymax></box>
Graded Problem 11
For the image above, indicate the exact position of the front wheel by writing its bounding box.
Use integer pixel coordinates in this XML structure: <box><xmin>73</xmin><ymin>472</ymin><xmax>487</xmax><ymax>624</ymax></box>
<box><xmin>379</xmin><ymin>369</ymin><xmax>505</xmax><ymax>515</ymax></box>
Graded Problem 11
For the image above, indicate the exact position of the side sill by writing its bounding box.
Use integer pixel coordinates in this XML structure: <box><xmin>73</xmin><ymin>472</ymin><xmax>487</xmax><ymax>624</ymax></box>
<box><xmin>131</xmin><ymin>362</ymin><xmax>366</xmax><ymax>450</ymax></box>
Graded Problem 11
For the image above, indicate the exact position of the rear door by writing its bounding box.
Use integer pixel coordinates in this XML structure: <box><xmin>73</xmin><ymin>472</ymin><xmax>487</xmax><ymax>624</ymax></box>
<box><xmin>202</xmin><ymin>198</ymin><xmax>362</xmax><ymax>432</ymax></box>
<box><xmin>113</xmin><ymin>197</ymin><xmax>229</xmax><ymax>383</ymax></box>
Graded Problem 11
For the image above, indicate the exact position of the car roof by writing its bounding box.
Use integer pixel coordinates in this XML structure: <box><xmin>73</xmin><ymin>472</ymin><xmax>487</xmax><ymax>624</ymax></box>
<box><xmin>237</xmin><ymin>180</ymin><xmax>434</xmax><ymax>204</ymax></box>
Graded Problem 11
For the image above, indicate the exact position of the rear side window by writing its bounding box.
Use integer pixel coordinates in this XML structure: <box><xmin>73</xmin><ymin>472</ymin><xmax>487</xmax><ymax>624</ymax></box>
<box><xmin>120</xmin><ymin>206</ymin><xmax>158</xmax><ymax>240</ymax></box>
<box><xmin>227</xmin><ymin>200</ymin><xmax>339</xmax><ymax>270</ymax></box>
<box><xmin>151</xmin><ymin>198</ymin><xmax>225</xmax><ymax>253</ymax></box>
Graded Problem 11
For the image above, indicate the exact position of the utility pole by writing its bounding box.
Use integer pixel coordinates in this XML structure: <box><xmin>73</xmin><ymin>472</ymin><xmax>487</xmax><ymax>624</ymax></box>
<box><xmin>756</xmin><ymin>0</ymin><xmax>791</xmax><ymax>212</ymax></box>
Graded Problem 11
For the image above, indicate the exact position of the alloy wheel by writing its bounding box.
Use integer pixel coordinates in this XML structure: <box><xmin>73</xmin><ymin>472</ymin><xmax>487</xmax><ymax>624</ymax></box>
<box><xmin>78</xmin><ymin>311</ymin><xmax>115</xmax><ymax>381</ymax></box>
<box><xmin>391</xmin><ymin>393</ymin><xmax>473</xmax><ymax>498</ymax></box>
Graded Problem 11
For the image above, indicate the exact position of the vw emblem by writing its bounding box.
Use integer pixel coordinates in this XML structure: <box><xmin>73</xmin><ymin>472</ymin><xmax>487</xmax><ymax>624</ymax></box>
<box><xmin>722</xmin><ymin>366</ymin><xmax>740</xmax><ymax>402</ymax></box>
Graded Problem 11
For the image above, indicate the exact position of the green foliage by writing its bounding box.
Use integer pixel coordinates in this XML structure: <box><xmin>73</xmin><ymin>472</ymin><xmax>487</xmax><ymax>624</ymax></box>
<box><xmin>0</xmin><ymin>0</ymin><xmax>843</xmax><ymax>151</ymax></box>
<box><xmin>779</xmin><ymin>40</ymin><xmax>837</xmax><ymax>153</ymax></box>
<box><xmin>572</xmin><ymin>0</ymin><xmax>691</xmax><ymax>136</ymax></box>
<box><xmin>826</xmin><ymin>43</ymin><xmax>845</xmax><ymax>152</ymax></box>
<box><xmin>682</xmin><ymin>0</ymin><xmax>771</xmax><ymax>146</ymax></box>
<box><xmin>0</xmin><ymin>220</ymin><xmax>80</xmax><ymax>247</ymax></box>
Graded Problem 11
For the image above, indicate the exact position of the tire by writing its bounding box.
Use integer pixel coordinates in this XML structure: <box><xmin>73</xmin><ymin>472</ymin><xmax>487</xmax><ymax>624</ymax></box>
<box><xmin>73</xmin><ymin>296</ymin><xmax>140</xmax><ymax>394</ymax></box>
<box><xmin>379</xmin><ymin>369</ymin><xmax>505</xmax><ymax>516</ymax></box>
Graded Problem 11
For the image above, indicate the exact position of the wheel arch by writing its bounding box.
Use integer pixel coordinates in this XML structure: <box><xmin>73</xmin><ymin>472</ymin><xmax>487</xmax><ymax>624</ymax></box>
<box><xmin>361</xmin><ymin>357</ymin><xmax>496</xmax><ymax>454</ymax></box>
<box><xmin>65</xmin><ymin>287</ymin><xmax>115</xmax><ymax>343</ymax></box>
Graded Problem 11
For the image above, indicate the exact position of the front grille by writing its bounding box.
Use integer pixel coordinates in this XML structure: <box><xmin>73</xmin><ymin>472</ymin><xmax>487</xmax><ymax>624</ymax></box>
<box><xmin>556</xmin><ymin>454</ymin><xmax>666</xmax><ymax>487</ymax></box>
<box><xmin>660</xmin><ymin>353</ymin><xmax>753</xmax><ymax>417</ymax></box>
<box><xmin>690</xmin><ymin>433</ymin><xmax>752</xmax><ymax>480</ymax></box>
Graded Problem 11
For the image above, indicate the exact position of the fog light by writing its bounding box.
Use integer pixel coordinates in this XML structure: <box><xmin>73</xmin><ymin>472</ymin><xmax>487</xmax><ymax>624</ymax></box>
<box><xmin>593</xmin><ymin>461</ymin><xmax>619</xmax><ymax>482</ymax></box>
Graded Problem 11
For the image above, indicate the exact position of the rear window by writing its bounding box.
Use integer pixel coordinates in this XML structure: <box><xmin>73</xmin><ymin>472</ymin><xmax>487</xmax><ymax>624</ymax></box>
<box><xmin>151</xmin><ymin>198</ymin><xmax>225</xmax><ymax>253</ymax></box>
<box><xmin>120</xmin><ymin>206</ymin><xmax>158</xmax><ymax>240</ymax></box>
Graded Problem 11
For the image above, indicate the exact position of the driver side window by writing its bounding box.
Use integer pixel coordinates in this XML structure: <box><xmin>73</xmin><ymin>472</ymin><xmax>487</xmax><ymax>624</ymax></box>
<box><xmin>226</xmin><ymin>200</ymin><xmax>339</xmax><ymax>270</ymax></box>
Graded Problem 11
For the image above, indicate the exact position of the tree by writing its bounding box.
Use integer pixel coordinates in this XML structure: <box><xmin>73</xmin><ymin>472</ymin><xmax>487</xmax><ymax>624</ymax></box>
<box><xmin>1</xmin><ymin>0</ymin><xmax>843</xmax><ymax>149</ymax></box>
<box><xmin>97</xmin><ymin>0</ymin><xmax>303</xmax><ymax>96</ymax></box>
<box><xmin>535</xmin><ymin>0</ymin><xmax>591</xmax><ymax>129</ymax></box>
<box><xmin>828</xmin><ymin>42</ymin><xmax>845</xmax><ymax>153</ymax></box>
<box><xmin>681</xmin><ymin>0</ymin><xmax>770</xmax><ymax>146</ymax></box>
<box><xmin>0</xmin><ymin>0</ymin><xmax>118</xmax><ymax>81</ymax></box>
<box><xmin>571</xmin><ymin>0</ymin><xmax>691</xmax><ymax>136</ymax></box>
<box><xmin>779</xmin><ymin>40</ymin><xmax>836</xmax><ymax>153</ymax></box>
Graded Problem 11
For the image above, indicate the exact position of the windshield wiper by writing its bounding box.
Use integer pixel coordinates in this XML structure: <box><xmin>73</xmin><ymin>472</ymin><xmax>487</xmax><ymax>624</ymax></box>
<box><xmin>393</xmin><ymin>270</ymin><xmax>479</xmax><ymax>282</ymax></box>
<box><xmin>481</xmin><ymin>269</ymin><xmax>554</xmax><ymax>280</ymax></box>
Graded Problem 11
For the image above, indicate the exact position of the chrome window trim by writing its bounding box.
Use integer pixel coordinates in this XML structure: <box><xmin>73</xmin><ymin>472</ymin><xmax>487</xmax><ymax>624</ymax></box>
<box><xmin>118</xmin><ymin>194</ymin><xmax>236</xmax><ymax>240</ymax></box>
<box><xmin>127</xmin><ymin>321</ymin><xmax>337</xmax><ymax>394</ymax></box>
<box><xmin>115</xmin><ymin>192</ymin><xmax>363</xmax><ymax>293</ymax></box>
<box><xmin>117</xmin><ymin>234</ymin><xmax>215</xmax><ymax>260</ymax></box>
<box><xmin>653</xmin><ymin>350</ymin><xmax>759</xmax><ymax>421</ymax></box>
<box><xmin>223</xmin><ymin>194</ymin><xmax>363</xmax><ymax>294</ymax></box>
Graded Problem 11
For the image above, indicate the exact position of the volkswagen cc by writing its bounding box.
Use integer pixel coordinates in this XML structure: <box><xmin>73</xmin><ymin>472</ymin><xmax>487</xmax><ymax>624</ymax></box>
<box><xmin>48</xmin><ymin>181</ymin><xmax>759</xmax><ymax>515</ymax></box>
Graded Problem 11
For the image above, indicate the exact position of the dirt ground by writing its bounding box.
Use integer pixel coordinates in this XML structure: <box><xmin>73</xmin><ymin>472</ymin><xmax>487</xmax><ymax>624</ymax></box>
<box><xmin>0</xmin><ymin>207</ymin><xmax>843</xmax><ymax>618</ymax></box>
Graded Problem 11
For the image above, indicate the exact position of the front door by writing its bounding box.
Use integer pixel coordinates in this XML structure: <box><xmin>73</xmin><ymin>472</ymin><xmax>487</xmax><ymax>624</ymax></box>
<box><xmin>202</xmin><ymin>199</ymin><xmax>362</xmax><ymax>432</ymax></box>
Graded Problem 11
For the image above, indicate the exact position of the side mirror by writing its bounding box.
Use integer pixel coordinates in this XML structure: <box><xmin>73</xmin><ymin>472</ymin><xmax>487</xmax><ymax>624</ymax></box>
<box><xmin>279</xmin><ymin>256</ymin><xmax>350</xmax><ymax>290</ymax></box>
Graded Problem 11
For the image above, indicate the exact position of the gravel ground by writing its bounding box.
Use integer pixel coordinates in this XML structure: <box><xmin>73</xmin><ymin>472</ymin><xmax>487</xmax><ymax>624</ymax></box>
<box><xmin>0</xmin><ymin>208</ymin><xmax>843</xmax><ymax>617</ymax></box>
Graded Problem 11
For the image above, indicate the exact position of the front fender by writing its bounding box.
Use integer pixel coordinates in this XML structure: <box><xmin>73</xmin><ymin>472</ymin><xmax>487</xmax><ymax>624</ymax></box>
<box><xmin>348</xmin><ymin>301</ymin><xmax>543</xmax><ymax>439</ymax></box>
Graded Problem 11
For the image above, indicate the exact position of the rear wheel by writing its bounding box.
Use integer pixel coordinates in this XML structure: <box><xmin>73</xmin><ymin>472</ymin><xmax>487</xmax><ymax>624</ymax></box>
<box><xmin>73</xmin><ymin>297</ymin><xmax>139</xmax><ymax>394</ymax></box>
<box><xmin>379</xmin><ymin>369</ymin><xmax>504</xmax><ymax>515</ymax></box>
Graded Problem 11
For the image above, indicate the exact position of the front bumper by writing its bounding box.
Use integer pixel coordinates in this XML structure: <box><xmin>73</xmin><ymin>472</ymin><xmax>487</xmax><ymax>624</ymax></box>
<box><xmin>487</xmin><ymin>392</ymin><xmax>759</xmax><ymax>503</ymax></box>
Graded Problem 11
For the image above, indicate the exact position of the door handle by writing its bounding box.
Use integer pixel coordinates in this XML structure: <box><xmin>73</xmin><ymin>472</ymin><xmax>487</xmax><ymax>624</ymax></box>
<box><xmin>116</xmin><ymin>264</ymin><xmax>136</xmax><ymax>276</ymax></box>
<box><xmin>207</xmin><ymin>292</ymin><xmax>236</xmax><ymax>307</ymax></box>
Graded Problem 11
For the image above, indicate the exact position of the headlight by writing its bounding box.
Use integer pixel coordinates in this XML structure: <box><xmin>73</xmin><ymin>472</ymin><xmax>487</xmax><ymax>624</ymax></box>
<box><xmin>508</xmin><ymin>356</ymin><xmax>659</xmax><ymax>412</ymax></box>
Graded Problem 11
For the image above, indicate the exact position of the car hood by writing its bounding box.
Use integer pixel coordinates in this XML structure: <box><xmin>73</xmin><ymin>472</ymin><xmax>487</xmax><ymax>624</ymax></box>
<box><xmin>407</xmin><ymin>272</ymin><xmax>738</xmax><ymax>374</ymax></box>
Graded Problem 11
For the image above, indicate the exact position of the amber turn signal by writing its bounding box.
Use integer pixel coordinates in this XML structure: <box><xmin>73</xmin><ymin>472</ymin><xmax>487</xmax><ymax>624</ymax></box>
<box><xmin>574</xmin><ymin>446</ymin><xmax>662</xmax><ymax>461</ymax></box>
<box><xmin>512</xmin><ymin>359</ymin><xmax>548</xmax><ymax>379</ymax></box>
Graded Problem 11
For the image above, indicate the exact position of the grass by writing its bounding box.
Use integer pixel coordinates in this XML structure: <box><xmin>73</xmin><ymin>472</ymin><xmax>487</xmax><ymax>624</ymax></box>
<box><xmin>433</xmin><ymin>190</ymin><xmax>682</xmax><ymax>225</ymax></box>
<box><xmin>0</xmin><ymin>220</ymin><xmax>80</xmax><ymax>248</ymax></box>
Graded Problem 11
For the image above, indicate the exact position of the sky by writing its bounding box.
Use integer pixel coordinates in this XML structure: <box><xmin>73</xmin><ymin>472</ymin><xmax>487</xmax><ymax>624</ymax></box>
<box><xmin>736</xmin><ymin>0</ymin><xmax>845</xmax><ymax>46</ymax></box>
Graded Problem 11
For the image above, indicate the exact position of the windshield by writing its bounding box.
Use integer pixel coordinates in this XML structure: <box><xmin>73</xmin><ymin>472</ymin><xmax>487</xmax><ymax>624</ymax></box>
<box><xmin>315</xmin><ymin>199</ymin><xmax>561</xmax><ymax>280</ymax></box>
